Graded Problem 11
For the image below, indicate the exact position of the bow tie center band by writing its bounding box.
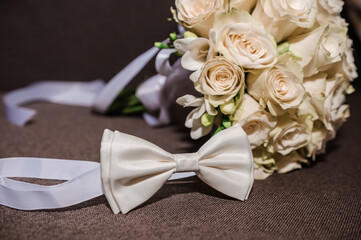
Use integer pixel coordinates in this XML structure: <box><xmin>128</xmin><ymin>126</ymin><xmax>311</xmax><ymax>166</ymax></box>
<box><xmin>0</xmin><ymin>124</ymin><xmax>254</xmax><ymax>214</ymax></box>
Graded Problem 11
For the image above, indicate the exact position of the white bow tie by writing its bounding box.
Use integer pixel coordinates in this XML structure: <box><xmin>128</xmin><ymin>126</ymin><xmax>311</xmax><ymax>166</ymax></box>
<box><xmin>0</xmin><ymin>124</ymin><xmax>253</xmax><ymax>214</ymax></box>
<box><xmin>101</xmin><ymin>124</ymin><xmax>254</xmax><ymax>214</ymax></box>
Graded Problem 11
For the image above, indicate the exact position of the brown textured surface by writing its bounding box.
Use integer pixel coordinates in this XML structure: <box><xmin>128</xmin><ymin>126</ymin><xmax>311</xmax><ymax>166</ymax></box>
<box><xmin>1</xmin><ymin>1</ymin><xmax>361</xmax><ymax>239</ymax></box>
<box><xmin>0</xmin><ymin>90</ymin><xmax>360</xmax><ymax>239</ymax></box>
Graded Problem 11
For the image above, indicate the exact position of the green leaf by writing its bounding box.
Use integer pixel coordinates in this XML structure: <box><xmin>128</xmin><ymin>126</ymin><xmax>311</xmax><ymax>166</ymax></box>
<box><xmin>154</xmin><ymin>42</ymin><xmax>170</xmax><ymax>49</ymax></box>
<box><xmin>213</xmin><ymin>126</ymin><xmax>224</xmax><ymax>136</ymax></box>
<box><xmin>105</xmin><ymin>89</ymin><xmax>146</xmax><ymax>116</ymax></box>
<box><xmin>121</xmin><ymin>105</ymin><xmax>146</xmax><ymax>114</ymax></box>
<box><xmin>277</xmin><ymin>42</ymin><xmax>290</xmax><ymax>55</ymax></box>
<box><xmin>222</xmin><ymin>115</ymin><xmax>232</xmax><ymax>129</ymax></box>
<box><xmin>169</xmin><ymin>32</ymin><xmax>177</xmax><ymax>42</ymax></box>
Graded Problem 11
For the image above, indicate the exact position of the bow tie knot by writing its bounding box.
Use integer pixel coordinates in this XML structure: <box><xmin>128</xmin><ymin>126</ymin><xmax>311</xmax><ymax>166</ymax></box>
<box><xmin>173</xmin><ymin>153</ymin><xmax>199</xmax><ymax>172</ymax></box>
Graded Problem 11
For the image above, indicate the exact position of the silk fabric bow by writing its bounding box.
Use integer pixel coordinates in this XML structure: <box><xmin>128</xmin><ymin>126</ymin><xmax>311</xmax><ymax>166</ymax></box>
<box><xmin>101</xmin><ymin>124</ymin><xmax>254</xmax><ymax>214</ymax></box>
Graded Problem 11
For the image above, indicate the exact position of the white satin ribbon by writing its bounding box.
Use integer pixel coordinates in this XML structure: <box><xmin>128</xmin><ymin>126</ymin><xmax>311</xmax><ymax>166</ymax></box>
<box><xmin>3</xmin><ymin>80</ymin><xmax>105</xmax><ymax>126</ymax></box>
<box><xmin>136</xmin><ymin>58</ymin><xmax>192</xmax><ymax>127</ymax></box>
<box><xmin>0</xmin><ymin>157</ymin><xmax>196</xmax><ymax>211</ymax></box>
<box><xmin>3</xmin><ymin>38</ymin><xmax>190</xmax><ymax>127</ymax></box>
<box><xmin>0</xmin><ymin>125</ymin><xmax>254</xmax><ymax>213</ymax></box>
<box><xmin>92</xmin><ymin>47</ymin><xmax>161</xmax><ymax>113</ymax></box>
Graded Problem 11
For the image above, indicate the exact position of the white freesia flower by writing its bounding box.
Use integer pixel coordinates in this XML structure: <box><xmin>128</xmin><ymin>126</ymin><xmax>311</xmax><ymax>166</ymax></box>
<box><xmin>232</xmin><ymin>94</ymin><xmax>260</xmax><ymax>121</ymax></box>
<box><xmin>289</xmin><ymin>24</ymin><xmax>347</xmax><ymax>77</ymax></box>
<box><xmin>268</xmin><ymin>116</ymin><xmax>313</xmax><ymax>156</ymax></box>
<box><xmin>190</xmin><ymin>56</ymin><xmax>245</xmax><ymax>107</ymax></box>
<box><xmin>176</xmin><ymin>94</ymin><xmax>217</xmax><ymax>139</ymax></box>
<box><xmin>174</xmin><ymin>37</ymin><xmax>214</xmax><ymax>71</ymax></box>
<box><xmin>213</xmin><ymin>9</ymin><xmax>277</xmax><ymax>69</ymax></box>
<box><xmin>247</xmin><ymin>54</ymin><xmax>305</xmax><ymax>116</ymax></box>
<box><xmin>232</xmin><ymin>94</ymin><xmax>277</xmax><ymax>149</ymax></box>
<box><xmin>172</xmin><ymin>0</ymin><xmax>223</xmax><ymax>37</ymax></box>
<box><xmin>252</xmin><ymin>0</ymin><xmax>317</xmax><ymax>42</ymax></box>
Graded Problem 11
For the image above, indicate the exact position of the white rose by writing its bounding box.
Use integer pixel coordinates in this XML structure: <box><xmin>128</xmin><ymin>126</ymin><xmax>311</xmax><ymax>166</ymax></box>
<box><xmin>172</xmin><ymin>0</ymin><xmax>223</xmax><ymax>37</ymax></box>
<box><xmin>247</xmin><ymin>54</ymin><xmax>306</xmax><ymax>116</ymax></box>
<box><xmin>239</xmin><ymin>111</ymin><xmax>277</xmax><ymax>149</ymax></box>
<box><xmin>252</xmin><ymin>146</ymin><xmax>276</xmax><ymax>180</ymax></box>
<box><xmin>303</xmin><ymin>73</ymin><xmax>327</xmax><ymax>115</ymax></box>
<box><xmin>305</xmin><ymin>120</ymin><xmax>330</xmax><ymax>159</ymax></box>
<box><xmin>212</xmin><ymin>9</ymin><xmax>277</xmax><ymax>69</ymax></box>
<box><xmin>330</xmin><ymin>104</ymin><xmax>350</xmax><ymax>133</ymax></box>
<box><xmin>323</xmin><ymin>73</ymin><xmax>353</xmax><ymax>133</ymax></box>
<box><xmin>316</xmin><ymin>1</ymin><xmax>345</xmax><ymax>26</ymax></box>
<box><xmin>318</xmin><ymin>0</ymin><xmax>343</xmax><ymax>15</ymax></box>
<box><xmin>289</xmin><ymin>24</ymin><xmax>347</xmax><ymax>77</ymax></box>
<box><xmin>275</xmin><ymin>151</ymin><xmax>308</xmax><ymax>174</ymax></box>
<box><xmin>252</xmin><ymin>0</ymin><xmax>317</xmax><ymax>42</ymax></box>
<box><xmin>225</xmin><ymin>0</ymin><xmax>257</xmax><ymax>12</ymax></box>
<box><xmin>231</xmin><ymin>94</ymin><xmax>277</xmax><ymax>149</ymax></box>
<box><xmin>268</xmin><ymin>116</ymin><xmax>313</xmax><ymax>156</ymax></box>
<box><xmin>327</xmin><ymin>37</ymin><xmax>358</xmax><ymax>81</ymax></box>
<box><xmin>190</xmin><ymin>56</ymin><xmax>245</xmax><ymax>107</ymax></box>
<box><xmin>176</xmin><ymin>94</ymin><xmax>217</xmax><ymax>139</ymax></box>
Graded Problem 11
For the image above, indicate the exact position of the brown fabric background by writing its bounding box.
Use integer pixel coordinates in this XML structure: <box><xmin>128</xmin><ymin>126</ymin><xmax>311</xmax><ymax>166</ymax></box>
<box><xmin>0</xmin><ymin>0</ymin><xmax>360</xmax><ymax>239</ymax></box>
<box><xmin>0</xmin><ymin>91</ymin><xmax>360</xmax><ymax>240</ymax></box>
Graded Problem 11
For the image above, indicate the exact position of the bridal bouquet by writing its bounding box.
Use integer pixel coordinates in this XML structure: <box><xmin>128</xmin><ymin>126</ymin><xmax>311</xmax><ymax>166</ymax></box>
<box><xmin>167</xmin><ymin>0</ymin><xmax>357</xmax><ymax>179</ymax></box>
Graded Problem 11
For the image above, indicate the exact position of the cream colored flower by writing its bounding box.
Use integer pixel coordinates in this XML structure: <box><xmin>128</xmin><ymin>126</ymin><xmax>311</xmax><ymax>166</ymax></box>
<box><xmin>190</xmin><ymin>56</ymin><xmax>245</xmax><ymax>107</ymax></box>
<box><xmin>303</xmin><ymin>73</ymin><xmax>327</xmax><ymax>115</ymax></box>
<box><xmin>305</xmin><ymin>120</ymin><xmax>329</xmax><ymax>159</ymax></box>
<box><xmin>322</xmin><ymin>73</ymin><xmax>353</xmax><ymax>133</ymax></box>
<box><xmin>247</xmin><ymin>54</ymin><xmax>305</xmax><ymax>116</ymax></box>
<box><xmin>252</xmin><ymin>146</ymin><xmax>276</xmax><ymax>180</ymax></box>
<box><xmin>289</xmin><ymin>24</ymin><xmax>347</xmax><ymax>77</ymax></box>
<box><xmin>318</xmin><ymin>0</ymin><xmax>343</xmax><ymax>15</ymax></box>
<box><xmin>172</xmin><ymin>0</ymin><xmax>223</xmax><ymax>37</ymax></box>
<box><xmin>252</xmin><ymin>0</ymin><xmax>317</xmax><ymax>42</ymax></box>
<box><xmin>225</xmin><ymin>0</ymin><xmax>257</xmax><ymax>12</ymax></box>
<box><xmin>327</xmin><ymin>37</ymin><xmax>358</xmax><ymax>81</ymax></box>
<box><xmin>213</xmin><ymin>9</ymin><xmax>277</xmax><ymax>69</ymax></box>
<box><xmin>275</xmin><ymin>151</ymin><xmax>309</xmax><ymax>174</ymax></box>
<box><xmin>268</xmin><ymin>116</ymin><xmax>313</xmax><ymax>156</ymax></box>
<box><xmin>232</xmin><ymin>94</ymin><xmax>260</xmax><ymax>121</ymax></box>
<box><xmin>239</xmin><ymin>111</ymin><xmax>277</xmax><ymax>149</ymax></box>
<box><xmin>231</xmin><ymin>94</ymin><xmax>276</xmax><ymax>149</ymax></box>
<box><xmin>176</xmin><ymin>94</ymin><xmax>217</xmax><ymax>139</ymax></box>
<box><xmin>316</xmin><ymin>1</ymin><xmax>345</xmax><ymax>26</ymax></box>
<box><xmin>174</xmin><ymin>37</ymin><xmax>213</xmax><ymax>71</ymax></box>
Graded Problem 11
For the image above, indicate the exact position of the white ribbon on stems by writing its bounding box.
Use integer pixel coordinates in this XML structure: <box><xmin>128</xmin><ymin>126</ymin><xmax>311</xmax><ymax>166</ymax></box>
<box><xmin>3</xmin><ymin>41</ymin><xmax>189</xmax><ymax>127</ymax></box>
